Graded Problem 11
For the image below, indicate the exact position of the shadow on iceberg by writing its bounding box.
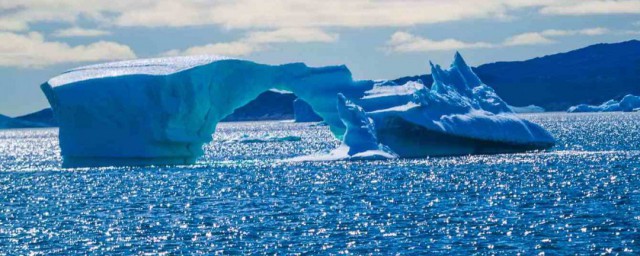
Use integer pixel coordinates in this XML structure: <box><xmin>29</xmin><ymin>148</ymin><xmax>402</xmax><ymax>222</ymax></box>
<box><xmin>41</xmin><ymin>53</ymin><xmax>554</xmax><ymax>167</ymax></box>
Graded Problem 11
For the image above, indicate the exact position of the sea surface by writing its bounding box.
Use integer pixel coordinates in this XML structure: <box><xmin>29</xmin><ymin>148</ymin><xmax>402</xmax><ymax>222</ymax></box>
<box><xmin>0</xmin><ymin>112</ymin><xmax>639</xmax><ymax>255</ymax></box>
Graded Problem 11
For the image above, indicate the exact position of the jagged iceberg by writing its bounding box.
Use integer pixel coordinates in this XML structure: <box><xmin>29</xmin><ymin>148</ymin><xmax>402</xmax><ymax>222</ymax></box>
<box><xmin>302</xmin><ymin>53</ymin><xmax>555</xmax><ymax>160</ymax></box>
<box><xmin>42</xmin><ymin>53</ymin><xmax>554</xmax><ymax>167</ymax></box>
<box><xmin>567</xmin><ymin>94</ymin><xmax>640</xmax><ymax>113</ymax></box>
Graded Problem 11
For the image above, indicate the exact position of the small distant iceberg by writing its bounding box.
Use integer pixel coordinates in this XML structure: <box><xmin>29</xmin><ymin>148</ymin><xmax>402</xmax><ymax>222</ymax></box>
<box><xmin>567</xmin><ymin>94</ymin><xmax>640</xmax><ymax>113</ymax></box>
<box><xmin>223</xmin><ymin>135</ymin><xmax>301</xmax><ymax>144</ymax></box>
<box><xmin>509</xmin><ymin>105</ymin><xmax>545</xmax><ymax>113</ymax></box>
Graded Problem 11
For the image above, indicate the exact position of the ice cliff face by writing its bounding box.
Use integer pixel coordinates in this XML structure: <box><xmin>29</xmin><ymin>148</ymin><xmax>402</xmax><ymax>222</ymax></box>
<box><xmin>568</xmin><ymin>94</ymin><xmax>640</xmax><ymax>113</ymax></box>
<box><xmin>42</xmin><ymin>53</ymin><xmax>554</xmax><ymax>167</ymax></box>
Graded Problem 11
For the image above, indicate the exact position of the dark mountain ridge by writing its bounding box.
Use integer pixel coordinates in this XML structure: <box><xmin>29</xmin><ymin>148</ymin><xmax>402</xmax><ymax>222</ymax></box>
<box><xmin>394</xmin><ymin>40</ymin><xmax>640</xmax><ymax>111</ymax></box>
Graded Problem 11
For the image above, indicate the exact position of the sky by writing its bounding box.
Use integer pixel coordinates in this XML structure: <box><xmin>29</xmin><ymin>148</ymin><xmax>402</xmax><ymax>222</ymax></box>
<box><xmin>0</xmin><ymin>0</ymin><xmax>639</xmax><ymax>116</ymax></box>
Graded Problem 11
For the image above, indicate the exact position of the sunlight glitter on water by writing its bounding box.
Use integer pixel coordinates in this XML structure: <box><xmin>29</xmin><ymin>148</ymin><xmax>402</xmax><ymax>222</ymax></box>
<box><xmin>0</xmin><ymin>113</ymin><xmax>639</xmax><ymax>254</ymax></box>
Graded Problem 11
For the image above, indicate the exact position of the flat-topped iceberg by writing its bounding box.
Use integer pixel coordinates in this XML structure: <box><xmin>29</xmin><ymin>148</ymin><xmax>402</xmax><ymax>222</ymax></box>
<box><xmin>567</xmin><ymin>94</ymin><xmax>640</xmax><ymax>113</ymax></box>
<box><xmin>42</xmin><ymin>53</ymin><xmax>554</xmax><ymax>167</ymax></box>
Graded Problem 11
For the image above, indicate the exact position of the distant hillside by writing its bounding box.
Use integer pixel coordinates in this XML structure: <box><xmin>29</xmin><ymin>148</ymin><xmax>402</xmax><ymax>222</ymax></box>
<box><xmin>14</xmin><ymin>108</ymin><xmax>57</xmax><ymax>127</ymax></box>
<box><xmin>394</xmin><ymin>40</ymin><xmax>640</xmax><ymax>111</ymax></box>
<box><xmin>221</xmin><ymin>90</ymin><xmax>296</xmax><ymax>122</ymax></box>
<box><xmin>11</xmin><ymin>90</ymin><xmax>297</xmax><ymax>127</ymax></box>
<box><xmin>0</xmin><ymin>114</ymin><xmax>48</xmax><ymax>129</ymax></box>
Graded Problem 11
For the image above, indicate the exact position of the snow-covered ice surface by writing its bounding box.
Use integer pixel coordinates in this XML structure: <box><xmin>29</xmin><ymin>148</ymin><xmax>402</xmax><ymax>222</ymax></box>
<box><xmin>568</xmin><ymin>94</ymin><xmax>640</xmax><ymax>113</ymax></box>
<box><xmin>42</xmin><ymin>53</ymin><xmax>554</xmax><ymax>167</ymax></box>
<box><xmin>47</xmin><ymin>56</ymin><xmax>231</xmax><ymax>87</ymax></box>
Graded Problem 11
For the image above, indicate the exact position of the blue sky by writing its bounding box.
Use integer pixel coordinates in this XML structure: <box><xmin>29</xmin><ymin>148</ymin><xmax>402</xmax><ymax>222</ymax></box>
<box><xmin>1</xmin><ymin>0</ymin><xmax>639</xmax><ymax>116</ymax></box>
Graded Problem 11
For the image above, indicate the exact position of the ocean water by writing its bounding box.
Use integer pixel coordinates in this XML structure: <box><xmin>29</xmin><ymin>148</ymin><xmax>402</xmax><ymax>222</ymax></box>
<box><xmin>0</xmin><ymin>112</ymin><xmax>639</xmax><ymax>254</ymax></box>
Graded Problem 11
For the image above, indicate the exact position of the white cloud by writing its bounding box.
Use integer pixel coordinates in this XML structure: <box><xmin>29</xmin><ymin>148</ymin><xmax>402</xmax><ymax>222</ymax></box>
<box><xmin>577</xmin><ymin>27</ymin><xmax>610</xmax><ymax>36</ymax></box>
<box><xmin>0</xmin><ymin>32</ymin><xmax>136</xmax><ymax>67</ymax></box>
<box><xmin>386</xmin><ymin>32</ymin><xmax>494</xmax><ymax>52</ymax></box>
<box><xmin>503</xmin><ymin>33</ymin><xmax>555</xmax><ymax>46</ymax></box>
<box><xmin>541</xmin><ymin>27</ymin><xmax>609</xmax><ymax>36</ymax></box>
<box><xmin>52</xmin><ymin>27</ymin><xmax>111</xmax><ymax>37</ymax></box>
<box><xmin>113</xmin><ymin>0</ymin><xmax>527</xmax><ymax>29</ymax></box>
<box><xmin>541</xmin><ymin>0</ymin><xmax>640</xmax><ymax>15</ymax></box>
<box><xmin>0</xmin><ymin>1</ymin><xmax>635</xmax><ymax>61</ymax></box>
<box><xmin>0</xmin><ymin>18</ymin><xmax>28</xmax><ymax>31</ymax></box>
<box><xmin>3</xmin><ymin>0</ymin><xmax>635</xmax><ymax>32</ymax></box>
<box><xmin>387</xmin><ymin>27</ymin><xmax>613</xmax><ymax>52</ymax></box>
<box><xmin>505</xmin><ymin>27</ymin><xmax>610</xmax><ymax>46</ymax></box>
<box><xmin>244</xmin><ymin>28</ymin><xmax>338</xmax><ymax>43</ymax></box>
<box><xmin>163</xmin><ymin>28</ymin><xmax>337</xmax><ymax>57</ymax></box>
<box><xmin>162</xmin><ymin>42</ymin><xmax>256</xmax><ymax>57</ymax></box>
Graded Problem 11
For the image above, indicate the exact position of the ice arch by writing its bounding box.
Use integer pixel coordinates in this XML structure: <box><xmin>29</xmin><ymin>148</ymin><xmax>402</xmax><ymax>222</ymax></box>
<box><xmin>42</xmin><ymin>54</ymin><xmax>555</xmax><ymax>167</ymax></box>
<box><xmin>42</xmin><ymin>56</ymin><xmax>372</xmax><ymax>167</ymax></box>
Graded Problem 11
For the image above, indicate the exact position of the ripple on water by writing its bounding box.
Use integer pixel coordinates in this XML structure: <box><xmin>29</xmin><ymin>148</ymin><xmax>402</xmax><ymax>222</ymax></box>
<box><xmin>0</xmin><ymin>113</ymin><xmax>639</xmax><ymax>254</ymax></box>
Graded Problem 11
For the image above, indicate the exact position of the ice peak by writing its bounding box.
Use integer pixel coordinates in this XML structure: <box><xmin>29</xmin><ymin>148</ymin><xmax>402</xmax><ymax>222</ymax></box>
<box><xmin>428</xmin><ymin>52</ymin><xmax>487</xmax><ymax>96</ymax></box>
<box><xmin>429</xmin><ymin>61</ymin><xmax>440</xmax><ymax>80</ymax></box>
<box><xmin>453</xmin><ymin>51</ymin><xmax>466</xmax><ymax>68</ymax></box>
<box><xmin>451</xmin><ymin>52</ymin><xmax>482</xmax><ymax>88</ymax></box>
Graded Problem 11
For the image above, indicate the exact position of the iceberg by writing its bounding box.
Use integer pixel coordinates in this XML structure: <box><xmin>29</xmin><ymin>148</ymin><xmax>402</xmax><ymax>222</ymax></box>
<box><xmin>509</xmin><ymin>105</ymin><xmax>545</xmax><ymax>113</ymax></box>
<box><xmin>42</xmin><ymin>53</ymin><xmax>555</xmax><ymax>167</ymax></box>
<box><xmin>42</xmin><ymin>56</ymin><xmax>371</xmax><ymax>167</ymax></box>
<box><xmin>223</xmin><ymin>134</ymin><xmax>301</xmax><ymax>144</ymax></box>
<box><xmin>567</xmin><ymin>94</ymin><xmax>640</xmax><ymax>113</ymax></box>
<box><xmin>302</xmin><ymin>53</ymin><xmax>554</xmax><ymax>160</ymax></box>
